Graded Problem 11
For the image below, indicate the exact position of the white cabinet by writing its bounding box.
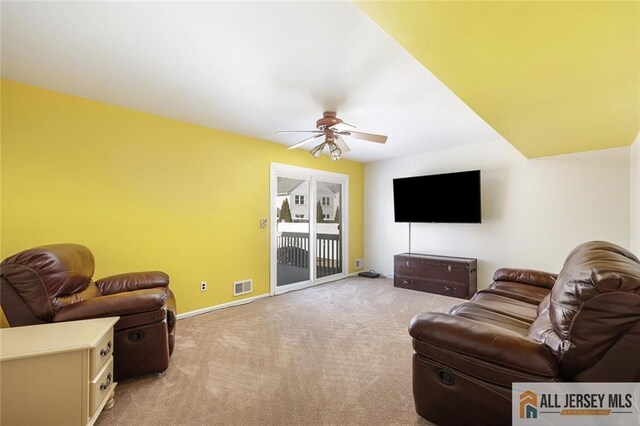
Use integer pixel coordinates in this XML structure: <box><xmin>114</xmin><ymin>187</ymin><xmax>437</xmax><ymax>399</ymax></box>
<box><xmin>1</xmin><ymin>317</ymin><xmax>119</xmax><ymax>426</ymax></box>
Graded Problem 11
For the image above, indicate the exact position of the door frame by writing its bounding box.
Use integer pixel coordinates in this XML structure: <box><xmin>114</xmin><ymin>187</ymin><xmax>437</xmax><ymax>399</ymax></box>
<box><xmin>270</xmin><ymin>162</ymin><xmax>349</xmax><ymax>295</ymax></box>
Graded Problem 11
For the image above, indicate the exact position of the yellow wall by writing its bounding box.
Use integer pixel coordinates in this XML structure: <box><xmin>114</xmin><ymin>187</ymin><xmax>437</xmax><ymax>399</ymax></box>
<box><xmin>0</xmin><ymin>80</ymin><xmax>364</xmax><ymax>321</ymax></box>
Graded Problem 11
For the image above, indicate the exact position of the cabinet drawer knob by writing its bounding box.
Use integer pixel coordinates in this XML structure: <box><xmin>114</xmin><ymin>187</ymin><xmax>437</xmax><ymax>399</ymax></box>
<box><xmin>100</xmin><ymin>340</ymin><xmax>112</xmax><ymax>357</ymax></box>
<box><xmin>100</xmin><ymin>373</ymin><xmax>112</xmax><ymax>391</ymax></box>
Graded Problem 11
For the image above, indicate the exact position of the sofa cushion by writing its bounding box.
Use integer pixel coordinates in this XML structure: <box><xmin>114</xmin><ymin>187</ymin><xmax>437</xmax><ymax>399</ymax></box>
<box><xmin>449</xmin><ymin>303</ymin><xmax>531</xmax><ymax>335</ymax></box>
<box><xmin>488</xmin><ymin>281</ymin><xmax>550</xmax><ymax>304</ymax></box>
<box><xmin>493</xmin><ymin>268</ymin><xmax>557</xmax><ymax>289</ymax></box>
<box><xmin>467</xmin><ymin>291</ymin><xmax>539</xmax><ymax>323</ymax></box>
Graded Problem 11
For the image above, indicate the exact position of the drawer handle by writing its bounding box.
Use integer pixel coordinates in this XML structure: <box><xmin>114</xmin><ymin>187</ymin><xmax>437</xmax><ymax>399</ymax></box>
<box><xmin>100</xmin><ymin>373</ymin><xmax>112</xmax><ymax>391</ymax></box>
<box><xmin>100</xmin><ymin>340</ymin><xmax>112</xmax><ymax>357</ymax></box>
<box><xmin>100</xmin><ymin>373</ymin><xmax>111</xmax><ymax>390</ymax></box>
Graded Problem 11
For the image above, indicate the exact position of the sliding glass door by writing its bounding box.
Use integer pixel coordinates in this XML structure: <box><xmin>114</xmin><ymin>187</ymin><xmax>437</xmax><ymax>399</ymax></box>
<box><xmin>315</xmin><ymin>180</ymin><xmax>343</xmax><ymax>279</ymax></box>
<box><xmin>275</xmin><ymin>176</ymin><xmax>311</xmax><ymax>287</ymax></box>
<box><xmin>271</xmin><ymin>164</ymin><xmax>348</xmax><ymax>295</ymax></box>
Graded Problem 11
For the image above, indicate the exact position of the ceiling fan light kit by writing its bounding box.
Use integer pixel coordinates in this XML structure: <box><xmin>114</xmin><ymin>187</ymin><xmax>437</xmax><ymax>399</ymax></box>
<box><xmin>308</xmin><ymin>140</ymin><xmax>342</xmax><ymax>161</ymax></box>
<box><xmin>310</xmin><ymin>143</ymin><xmax>325</xmax><ymax>159</ymax></box>
<box><xmin>328</xmin><ymin>140</ymin><xmax>342</xmax><ymax>161</ymax></box>
<box><xmin>276</xmin><ymin>111</ymin><xmax>388</xmax><ymax>160</ymax></box>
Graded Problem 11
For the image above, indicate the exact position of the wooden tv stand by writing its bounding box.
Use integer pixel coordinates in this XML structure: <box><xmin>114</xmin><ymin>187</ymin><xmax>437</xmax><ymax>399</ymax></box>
<box><xmin>394</xmin><ymin>253</ymin><xmax>477</xmax><ymax>299</ymax></box>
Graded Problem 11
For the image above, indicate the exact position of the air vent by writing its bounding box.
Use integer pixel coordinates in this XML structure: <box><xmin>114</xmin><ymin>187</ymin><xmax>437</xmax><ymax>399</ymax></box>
<box><xmin>233</xmin><ymin>279</ymin><xmax>253</xmax><ymax>296</ymax></box>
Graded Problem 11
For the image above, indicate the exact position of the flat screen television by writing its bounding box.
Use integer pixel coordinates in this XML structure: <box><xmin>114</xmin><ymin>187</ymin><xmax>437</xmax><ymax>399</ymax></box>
<box><xmin>393</xmin><ymin>170</ymin><xmax>481</xmax><ymax>223</ymax></box>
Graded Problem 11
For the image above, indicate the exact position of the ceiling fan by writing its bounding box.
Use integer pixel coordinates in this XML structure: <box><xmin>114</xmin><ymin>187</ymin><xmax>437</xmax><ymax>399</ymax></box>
<box><xmin>276</xmin><ymin>111</ymin><xmax>388</xmax><ymax>161</ymax></box>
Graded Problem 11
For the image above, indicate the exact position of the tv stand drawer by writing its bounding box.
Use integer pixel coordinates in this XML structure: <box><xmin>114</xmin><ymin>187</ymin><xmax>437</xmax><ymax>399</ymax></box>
<box><xmin>395</xmin><ymin>276</ymin><xmax>467</xmax><ymax>298</ymax></box>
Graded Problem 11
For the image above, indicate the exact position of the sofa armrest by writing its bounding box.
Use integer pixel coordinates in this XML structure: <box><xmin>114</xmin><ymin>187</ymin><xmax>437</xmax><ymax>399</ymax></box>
<box><xmin>53</xmin><ymin>288</ymin><xmax>168</xmax><ymax>322</ymax></box>
<box><xmin>493</xmin><ymin>268</ymin><xmax>557</xmax><ymax>289</ymax></box>
<box><xmin>96</xmin><ymin>271</ymin><xmax>169</xmax><ymax>295</ymax></box>
<box><xmin>409</xmin><ymin>312</ymin><xmax>558</xmax><ymax>378</ymax></box>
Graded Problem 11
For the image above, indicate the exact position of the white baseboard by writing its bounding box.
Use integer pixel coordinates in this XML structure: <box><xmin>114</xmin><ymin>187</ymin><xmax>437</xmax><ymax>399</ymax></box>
<box><xmin>177</xmin><ymin>273</ymin><xmax>383</xmax><ymax>320</ymax></box>
<box><xmin>176</xmin><ymin>293</ymin><xmax>270</xmax><ymax>320</ymax></box>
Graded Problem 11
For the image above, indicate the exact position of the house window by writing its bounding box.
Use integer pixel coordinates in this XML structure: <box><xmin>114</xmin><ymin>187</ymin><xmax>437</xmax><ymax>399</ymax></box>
<box><xmin>321</xmin><ymin>196</ymin><xmax>331</xmax><ymax>206</ymax></box>
<box><xmin>294</xmin><ymin>214</ymin><xmax>305</xmax><ymax>219</ymax></box>
<box><xmin>323</xmin><ymin>214</ymin><xmax>330</xmax><ymax>220</ymax></box>
<box><xmin>294</xmin><ymin>195</ymin><xmax>305</xmax><ymax>205</ymax></box>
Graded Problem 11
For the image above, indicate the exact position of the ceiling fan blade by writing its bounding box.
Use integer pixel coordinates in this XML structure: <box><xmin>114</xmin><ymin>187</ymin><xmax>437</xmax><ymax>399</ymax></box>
<box><xmin>342</xmin><ymin>131</ymin><xmax>387</xmax><ymax>144</ymax></box>
<box><xmin>334</xmin><ymin>135</ymin><xmax>351</xmax><ymax>153</ymax></box>
<box><xmin>330</xmin><ymin>121</ymin><xmax>356</xmax><ymax>130</ymax></box>
<box><xmin>275</xmin><ymin>130</ymin><xmax>323</xmax><ymax>134</ymax></box>
<box><xmin>287</xmin><ymin>134</ymin><xmax>323</xmax><ymax>150</ymax></box>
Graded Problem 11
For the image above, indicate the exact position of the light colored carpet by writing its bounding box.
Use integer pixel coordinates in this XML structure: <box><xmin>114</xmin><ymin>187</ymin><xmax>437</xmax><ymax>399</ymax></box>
<box><xmin>96</xmin><ymin>277</ymin><xmax>460</xmax><ymax>426</ymax></box>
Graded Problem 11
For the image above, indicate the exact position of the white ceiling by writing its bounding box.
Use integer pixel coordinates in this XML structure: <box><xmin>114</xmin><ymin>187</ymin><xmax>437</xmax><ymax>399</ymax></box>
<box><xmin>1</xmin><ymin>1</ymin><xmax>503</xmax><ymax>163</ymax></box>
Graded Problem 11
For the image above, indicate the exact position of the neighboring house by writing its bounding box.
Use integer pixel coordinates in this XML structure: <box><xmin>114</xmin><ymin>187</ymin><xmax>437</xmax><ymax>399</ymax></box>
<box><xmin>319</xmin><ymin>188</ymin><xmax>342</xmax><ymax>221</ymax></box>
<box><xmin>289</xmin><ymin>185</ymin><xmax>309</xmax><ymax>220</ymax></box>
<box><xmin>277</xmin><ymin>179</ymin><xmax>341</xmax><ymax>222</ymax></box>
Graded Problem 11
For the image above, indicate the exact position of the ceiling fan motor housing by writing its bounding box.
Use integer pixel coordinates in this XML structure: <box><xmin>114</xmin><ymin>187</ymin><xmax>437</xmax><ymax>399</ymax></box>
<box><xmin>316</xmin><ymin>111</ymin><xmax>342</xmax><ymax>129</ymax></box>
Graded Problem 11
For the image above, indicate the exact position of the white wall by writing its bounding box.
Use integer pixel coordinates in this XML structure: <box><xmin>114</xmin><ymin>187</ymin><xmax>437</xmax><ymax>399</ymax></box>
<box><xmin>365</xmin><ymin>141</ymin><xmax>631</xmax><ymax>289</ymax></box>
<box><xmin>631</xmin><ymin>133</ymin><xmax>640</xmax><ymax>255</ymax></box>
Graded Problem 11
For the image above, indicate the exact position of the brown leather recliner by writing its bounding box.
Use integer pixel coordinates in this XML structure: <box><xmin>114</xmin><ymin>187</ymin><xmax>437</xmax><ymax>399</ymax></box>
<box><xmin>409</xmin><ymin>241</ymin><xmax>640</xmax><ymax>426</ymax></box>
<box><xmin>1</xmin><ymin>243</ymin><xmax>177</xmax><ymax>380</ymax></box>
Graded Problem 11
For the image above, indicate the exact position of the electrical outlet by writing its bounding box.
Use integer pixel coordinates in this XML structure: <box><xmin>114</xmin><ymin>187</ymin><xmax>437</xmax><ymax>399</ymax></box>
<box><xmin>200</xmin><ymin>281</ymin><xmax>207</xmax><ymax>292</ymax></box>
<box><xmin>355</xmin><ymin>259</ymin><xmax>364</xmax><ymax>269</ymax></box>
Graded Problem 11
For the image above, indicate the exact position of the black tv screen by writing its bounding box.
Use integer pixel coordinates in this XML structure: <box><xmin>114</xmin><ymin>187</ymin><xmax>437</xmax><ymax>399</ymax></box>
<box><xmin>393</xmin><ymin>170</ymin><xmax>481</xmax><ymax>223</ymax></box>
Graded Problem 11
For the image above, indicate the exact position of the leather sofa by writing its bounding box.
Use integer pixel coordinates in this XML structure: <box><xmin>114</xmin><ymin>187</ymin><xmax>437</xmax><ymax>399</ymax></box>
<box><xmin>1</xmin><ymin>243</ymin><xmax>177</xmax><ymax>380</ymax></box>
<box><xmin>409</xmin><ymin>241</ymin><xmax>640</xmax><ymax>426</ymax></box>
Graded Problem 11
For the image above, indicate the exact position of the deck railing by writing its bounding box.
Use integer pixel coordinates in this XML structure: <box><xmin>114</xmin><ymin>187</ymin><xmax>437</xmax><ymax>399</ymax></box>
<box><xmin>277</xmin><ymin>232</ymin><xmax>342</xmax><ymax>278</ymax></box>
